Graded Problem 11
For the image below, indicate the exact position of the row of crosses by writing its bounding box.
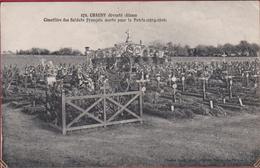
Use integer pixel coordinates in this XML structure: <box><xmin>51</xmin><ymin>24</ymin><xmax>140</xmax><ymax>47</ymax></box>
<box><xmin>99</xmin><ymin>69</ymin><xmax>260</xmax><ymax>110</ymax></box>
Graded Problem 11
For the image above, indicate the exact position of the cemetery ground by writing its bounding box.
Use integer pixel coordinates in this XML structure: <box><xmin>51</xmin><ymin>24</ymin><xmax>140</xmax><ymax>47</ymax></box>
<box><xmin>3</xmin><ymin>102</ymin><xmax>260</xmax><ymax>168</ymax></box>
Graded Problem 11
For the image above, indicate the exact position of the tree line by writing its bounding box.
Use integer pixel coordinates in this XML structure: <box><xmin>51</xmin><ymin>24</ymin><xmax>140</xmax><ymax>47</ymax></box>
<box><xmin>150</xmin><ymin>40</ymin><xmax>260</xmax><ymax>57</ymax></box>
<box><xmin>16</xmin><ymin>47</ymin><xmax>83</xmax><ymax>56</ymax></box>
<box><xmin>15</xmin><ymin>40</ymin><xmax>259</xmax><ymax>57</ymax></box>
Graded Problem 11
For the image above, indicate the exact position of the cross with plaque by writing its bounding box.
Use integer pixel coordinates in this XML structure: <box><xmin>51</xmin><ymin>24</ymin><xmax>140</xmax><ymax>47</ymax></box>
<box><xmin>136</xmin><ymin>72</ymin><xmax>150</xmax><ymax>120</ymax></box>
<box><xmin>171</xmin><ymin>75</ymin><xmax>178</xmax><ymax>103</ymax></box>
<box><xmin>252</xmin><ymin>73</ymin><xmax>260</xmax><ymax>88</ymax></box>
<box><xmin>136</xmin><ymin>71</ymin><xmax>150</xmax><ymax>93</ymax></box>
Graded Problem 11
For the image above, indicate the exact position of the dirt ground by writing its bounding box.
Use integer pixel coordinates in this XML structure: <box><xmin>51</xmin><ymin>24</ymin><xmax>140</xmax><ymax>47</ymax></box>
<box><xmin>3</xmin><ymin>103</ymin><xmax>260</xmax><ymax>168</ymax></box>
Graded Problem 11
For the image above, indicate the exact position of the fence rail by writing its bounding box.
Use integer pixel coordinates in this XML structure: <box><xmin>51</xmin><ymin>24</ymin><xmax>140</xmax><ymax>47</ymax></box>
<box><xmin>50</xmin><ymin>90</ymin><xmax>143</xmax><ymax>135</ymax></box>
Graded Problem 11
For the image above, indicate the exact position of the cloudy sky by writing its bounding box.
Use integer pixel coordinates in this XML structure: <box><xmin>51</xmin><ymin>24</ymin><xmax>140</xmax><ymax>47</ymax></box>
<box><xmin>1</xmin><ymin>1</ymin><xmax>259</xmax><ymax>52</ymax></box>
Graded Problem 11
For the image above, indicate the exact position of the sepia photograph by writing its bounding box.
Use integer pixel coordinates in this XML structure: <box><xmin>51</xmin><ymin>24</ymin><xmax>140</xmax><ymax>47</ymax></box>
<box><xmin>1</xmin><ymin>1</ymin><xmax>260</xmax><ymax>168</ymax></box>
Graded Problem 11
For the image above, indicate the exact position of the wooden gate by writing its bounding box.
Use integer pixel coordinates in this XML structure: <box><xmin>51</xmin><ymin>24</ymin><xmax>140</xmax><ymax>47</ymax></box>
<box><xmin>57</xmin><ymin>90</ymin><xmax>143</xmax><ymax>135</ymax></box>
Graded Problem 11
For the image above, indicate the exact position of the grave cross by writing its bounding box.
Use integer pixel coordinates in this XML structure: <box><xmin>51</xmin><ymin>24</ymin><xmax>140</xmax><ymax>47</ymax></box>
<box><xmin>168</xmin><ymin>74</ymin><xmax>178</xmax><ymax>86</ymax></box>
<box><xmin>156</xmin><ymin>73</ymin><xmax>161</xmax><ymax>89</ymax></box>
<box><xmin>181</xmin><ymin>76</ymin><xmax>185</xmax><ymax>92</ymax></box>
<box><xmin>100</xmin><ymin>79</ymin><xmax>109</xmax><ymax>95</ymax></box>
<box><xmin>136</xmin><ymin>72</ymin><xmax>150</xmax><ymax>93</ymax></box>
<box><xmin>244</xmin><ymin>71</ymin><xmax>250</xmax><ymax>87</ymax></box>
<box><xmin>199</xmin><ymin>77</ymin><xmax>207</xmax><ymax>100</ymax></box>
<box><xmin>168</xmin><ymin>75</ymin><xmax>177</xmax><ymax>102</ymax></box>
<box><xmin>225</xmin><ymin>75</ymin><xmax>234</xmax><ymax>99</ymax></box>
<box><xmin>168</xmin><ymin>74</ymin><xmax>172</xmax><ymax>86</ymax></box>
<box><xmin>253</xmin><ymin>74</ymin><xmax>260</xmax><ymax>88</ymax></box>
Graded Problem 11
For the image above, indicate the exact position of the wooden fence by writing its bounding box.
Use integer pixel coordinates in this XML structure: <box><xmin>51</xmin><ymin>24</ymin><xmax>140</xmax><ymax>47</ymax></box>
<box><xmin>49</xmin><ymin>89</ymin><xmax>143</xmax><ymax>135</ymax></box>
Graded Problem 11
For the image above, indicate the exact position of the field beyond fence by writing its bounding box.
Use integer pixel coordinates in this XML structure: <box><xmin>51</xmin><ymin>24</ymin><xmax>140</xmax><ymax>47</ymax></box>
<box><xmin>2</xmin><ymin>54</ymin><xmax>259</xmax><ymax>68</ymax></box>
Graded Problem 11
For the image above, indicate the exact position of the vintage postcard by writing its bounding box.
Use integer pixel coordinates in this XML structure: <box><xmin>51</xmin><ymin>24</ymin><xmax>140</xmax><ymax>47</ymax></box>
<box><xmin>1</xmin><ymin>1</ymin><xmax>260</xmax><ymax>168</ymax></box>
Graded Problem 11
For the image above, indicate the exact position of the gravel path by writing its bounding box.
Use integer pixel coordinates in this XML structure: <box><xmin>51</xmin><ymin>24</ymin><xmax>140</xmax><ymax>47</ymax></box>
<box><xmin>3</xmin><ymin>103</ymin><xmax>260</xmax><ymax>168</ymax></box>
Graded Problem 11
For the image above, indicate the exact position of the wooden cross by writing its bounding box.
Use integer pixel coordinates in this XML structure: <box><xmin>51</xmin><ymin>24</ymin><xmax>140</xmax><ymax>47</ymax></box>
<box><xmin>100</xmin><ymin>79</ymin><xmax>109</xmax><ymax>95</ymax></box>
<box><xmin>181</xmin><ymin>76</ymin><xmax>185</xmax><ymax>92</ymax></box>
<box><xmin>199</xmin><ymin>77</ymin><xmax>207</xmax><ymax>100</ymax></box>
<box><xmin>136</xmin><ymin>73</ymin><xmax>149</xmax><ymax>123</ymax></box>
<box><xmin>136</xmin><ymin>72</ymin><xmax>150</xmax><ymax>93</ymax></box>
<box><xmin>125</xmin><ymin>29</ymin><xmax>131</xmax><ymax>43</ymax></box>
<box><xmin>156</xmin><ymin>75</ymin><xmax>161</xmax><ymax>89</ymax></box>
<box><xmin>168</xmin><ymin>74</ymin><xmax>172</xmax><ymax>86</ymax></box>
<box><xmin>253</xmin><ymin>74</ymin><xmax>260</xmax><ymax>88</ymax></box>
<box><xmin>244</xmin><ymin>71</ymin><xmax>250</xmax><ymax>87</ymax></box>
<box><xmin>172</xmin><ymin>83</ymin><xmax>177</xmax><ymax>103</ymax></box>
<box><xmin>225</xmin><ymin>75</ymin><xmax>234</xmax><ymax>99</ymax></box>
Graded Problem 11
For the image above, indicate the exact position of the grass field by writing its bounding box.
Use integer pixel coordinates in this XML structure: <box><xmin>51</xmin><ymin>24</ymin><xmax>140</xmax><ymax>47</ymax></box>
<box><xmin>2</xmin><ymin>54</ymin><xmax>260</xmax><ymax>167</ymax></box>
<box><xmin>3</xmin><ymin>103</ymin><xmax>260</xmax><ymax>168</ymax></box>
<box><xmin>2</xmin><ymin>54</ymin><xmax>259</xmax><ymax>68</ymax></box>
<box><xmin>2</xmin><ymin>55</ymin><xmax>89</xmax><ymax>68</ymax></box>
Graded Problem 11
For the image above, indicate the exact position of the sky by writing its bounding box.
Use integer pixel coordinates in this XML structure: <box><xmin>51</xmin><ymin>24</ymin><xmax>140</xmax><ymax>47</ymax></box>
<box><xmin>1</xmin><ymin>1</ymin><xmax>260</xmax><ymax>52</ymax></box>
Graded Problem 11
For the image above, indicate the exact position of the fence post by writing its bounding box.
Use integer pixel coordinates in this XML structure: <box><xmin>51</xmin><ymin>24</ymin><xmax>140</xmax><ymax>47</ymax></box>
<box><xmin>61</xmin><ymin>90</ymin><xmax>66</xmax><ymax>135</ymax></box>
<box><xmin>229</xmin><ymin>77</ymin><xmax>233</xmax><ymax>99</ymax></box>
<box><xmin>246</xmin><ymin>72</ymin><xmax>249</xmax><ymax>87</ymax></box>
<box><xmin>25</xmin><ymin>75</ymin><xmax>28</xmax><ymax>92</ymax></box>
<box><xmin>45</xmin><ymin>85</ymin><xmax>49</xmax><ymax>113</ymax></box>
<box><xmin>139</xmin><ymin>84</ymin><xmax>143</xmax><ymax>124</ymax></box>
<box><xmin>210</xmin><ymin>100</ymin><xmax>214</xmax><ymax>109</ymax></box>
<box><xmin>103</xmin><ymin>84</ymin><xmax>106</xmax><ymax>127</ymax></box>
<box><xmin>32</xmin><ymin>80</ymin><xmax>36</xmax><ymax>113</ymax></box>
<box><xmin>202</xmin><ymin>78</ymin><xmax>206</xmax><ymax>100</ymax></box>
<box><xmin>238</xmin><ymin>97</ymin><xmax>244</xmax><ymax>107</ymax></box>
